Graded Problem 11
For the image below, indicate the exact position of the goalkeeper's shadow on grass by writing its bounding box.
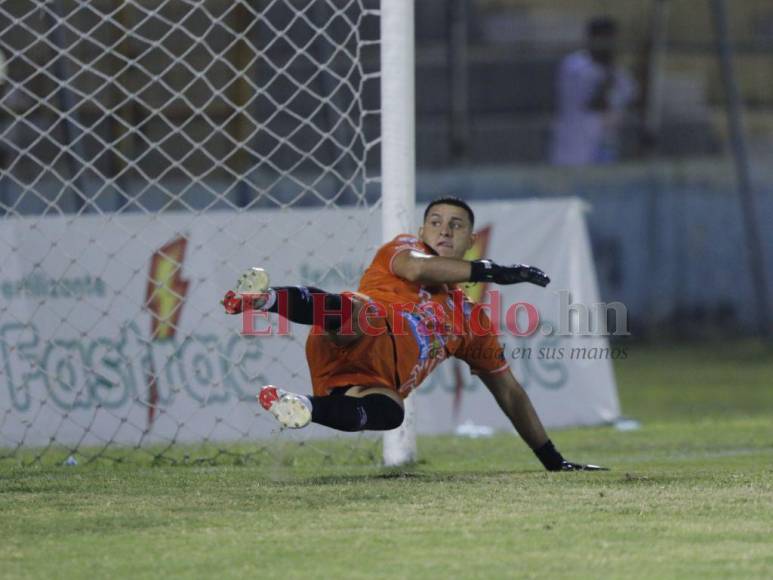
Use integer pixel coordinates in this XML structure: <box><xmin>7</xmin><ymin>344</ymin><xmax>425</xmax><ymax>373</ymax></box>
<box><xmin>272</xmin><ymin>466</ymin><xmax>610</xmax><ymax>487</ymax></box>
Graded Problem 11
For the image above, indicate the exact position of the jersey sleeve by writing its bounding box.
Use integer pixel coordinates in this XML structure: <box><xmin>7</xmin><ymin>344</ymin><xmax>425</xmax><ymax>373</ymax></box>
<box><xmin>453</xmin><ymin>307</ymin><xmax>509</xmax><ymax>376</ymax></box>
<box><xmin>371</xmin><ymin>234</ymin><xmax>430</xmax><ymax>276</ymax></box>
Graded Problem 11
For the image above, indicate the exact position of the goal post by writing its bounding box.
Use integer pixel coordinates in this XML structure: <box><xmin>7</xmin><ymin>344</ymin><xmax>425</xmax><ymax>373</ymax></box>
<box><xmin>379</xmin><ymin>0</ymin><xmax>417</xmax><ymax>467</ymax></box>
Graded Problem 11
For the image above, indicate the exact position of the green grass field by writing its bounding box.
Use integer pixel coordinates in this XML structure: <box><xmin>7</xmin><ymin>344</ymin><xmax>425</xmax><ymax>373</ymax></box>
<box><xmin>1</xmin><ymin>341</ymin><xmax>772</xmax><ymax>579</ymax></box>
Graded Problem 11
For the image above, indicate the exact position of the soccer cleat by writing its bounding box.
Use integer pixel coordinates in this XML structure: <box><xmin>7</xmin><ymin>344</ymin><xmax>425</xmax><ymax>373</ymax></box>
<box><xmin>223</xmin><ymin>268</ymin><xmax>272</xmax><ymax>314</ymax></box>
<box><xmin>258</xmin><ymin>385</ymin><xmax>311</xmax><ymax>429</ymax></box>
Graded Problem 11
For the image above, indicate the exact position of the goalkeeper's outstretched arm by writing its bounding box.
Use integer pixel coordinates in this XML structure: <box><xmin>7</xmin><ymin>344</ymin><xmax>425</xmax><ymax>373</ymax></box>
<box><xmin>480</xmin><ymin>369</ymin><xmax>608</xmax><ymax>472</ymax></box>
<box><xmin>481</xmin><ymin>369</ymin><xmax>550</xmax><ymax>449</ymax></box>
<box><xmin>393</xmin><ymin>251</ymin><xmax>551</xmax><ymax>287</ymax></box>
<box><xmin>392</xmin><ymin>250</ymin><xmax>472</xmax><ymax>284</ymax></box>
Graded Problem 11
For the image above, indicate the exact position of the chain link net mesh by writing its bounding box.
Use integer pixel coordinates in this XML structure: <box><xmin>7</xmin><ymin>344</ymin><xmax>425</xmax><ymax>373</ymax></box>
<box><xmin>0</xmin><ymin>0</ymin><xmax>383</xmax><ymax>466</ymax></box>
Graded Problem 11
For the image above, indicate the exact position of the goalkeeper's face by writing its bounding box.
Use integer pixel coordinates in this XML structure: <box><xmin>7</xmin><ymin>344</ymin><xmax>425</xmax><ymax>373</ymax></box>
<box><xmin>419</xmin><ymin>204</ymin><xmax>475</xmax><ymax>259</ymax></box>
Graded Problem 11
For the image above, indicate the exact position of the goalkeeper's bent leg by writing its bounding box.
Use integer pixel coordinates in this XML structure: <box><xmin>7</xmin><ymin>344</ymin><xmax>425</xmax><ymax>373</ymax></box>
<box><xmin>258</xmin><ymin>385</ymin><xmax>404</xmax><ymax>431</ymax></box>
<box><xmin>259</xmin><ymin>286</ymin><xmax>355</xmax><ymax>333</ymax></box>
<box><xmin>309</xmin><ymin>387</ymin><xmax>405</xmax><ymax>432</ymax></box>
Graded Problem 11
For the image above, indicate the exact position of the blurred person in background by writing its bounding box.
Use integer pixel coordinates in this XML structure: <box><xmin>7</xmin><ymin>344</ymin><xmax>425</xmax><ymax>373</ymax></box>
<box><xmin>550</xmin><ymin>17</ymin><xmax>637</xmax><ymax>166</ymax></box>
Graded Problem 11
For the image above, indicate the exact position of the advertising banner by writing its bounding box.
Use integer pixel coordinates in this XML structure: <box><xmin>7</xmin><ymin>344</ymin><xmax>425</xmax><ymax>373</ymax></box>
<box><xmin>0</xmin><ymin>200</ymin><xmax>619</xmax><ymax>448</ymax></box>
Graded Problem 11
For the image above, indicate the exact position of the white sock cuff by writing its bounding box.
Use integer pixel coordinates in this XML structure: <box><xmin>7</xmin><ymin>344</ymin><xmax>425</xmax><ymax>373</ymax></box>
<box><xmin>297</xmin><ymin>394</ymin><xmax>312</xmax><ymax>413</ymax></box>
<box><xmin>260</xmin><ymin>288</ymin><xmax>277</xmax><ymax>311</ymax></box>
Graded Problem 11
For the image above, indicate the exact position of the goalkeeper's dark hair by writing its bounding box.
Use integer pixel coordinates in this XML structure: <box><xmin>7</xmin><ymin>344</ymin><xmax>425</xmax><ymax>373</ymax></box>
<box><xmin>423</xmin><ymin>196</ymin><xmax>475</xmax><ymax>227</ymax></box>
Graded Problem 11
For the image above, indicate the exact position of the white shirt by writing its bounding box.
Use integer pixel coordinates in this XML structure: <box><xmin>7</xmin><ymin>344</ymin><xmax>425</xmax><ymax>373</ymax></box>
<box><xmin>550</xmin><ymin>50</ymin><xmax>636</xmax><ymax>166</ymax></box>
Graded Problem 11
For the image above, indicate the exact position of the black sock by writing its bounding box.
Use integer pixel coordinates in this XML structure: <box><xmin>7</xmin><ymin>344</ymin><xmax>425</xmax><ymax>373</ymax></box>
<box><xmin>309</xmin><ymin>392</ymin><xmax>405</xmax><ymax>432</ymax></box>
<box><xmin>264</xmin><ymin>286</ymin><xmax>350</xmax><ymax>331</ymax></box>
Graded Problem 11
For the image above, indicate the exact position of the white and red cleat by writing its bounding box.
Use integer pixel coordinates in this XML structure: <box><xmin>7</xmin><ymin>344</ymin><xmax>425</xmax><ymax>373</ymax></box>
<box><xmin>258</xmin><ymin>385</ymin><xmax>311</xmax><ymax>429</ymax></box>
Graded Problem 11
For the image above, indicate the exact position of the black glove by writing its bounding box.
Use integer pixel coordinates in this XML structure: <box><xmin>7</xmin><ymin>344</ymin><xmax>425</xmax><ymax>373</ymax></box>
<box><xmin>470</xmin><ymin>259</ymin><xmax>550</xmax><ymax>287</ymax></box>
<box><xmin>534</xmin><ymin>440</ymin><xmax>608</xmax><ymax>472</ymax></box>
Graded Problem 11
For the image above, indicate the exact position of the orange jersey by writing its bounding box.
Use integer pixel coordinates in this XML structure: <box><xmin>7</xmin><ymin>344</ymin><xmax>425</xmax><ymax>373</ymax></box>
<box><xmin>306</xmin><ymin>234</ymin><xmax>508</xmax><ymax>398</ymax></box>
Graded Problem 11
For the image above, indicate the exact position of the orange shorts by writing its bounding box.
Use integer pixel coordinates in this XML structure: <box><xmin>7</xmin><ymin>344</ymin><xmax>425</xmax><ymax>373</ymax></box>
<box><xmin>305</xmin><ymin>293</ymin><xmax>464</xmax><ymax>399</ymax></box>
<box><xmin>305</xmin><ymin>319</ymin><xmax>400</xmax><ymax>397</ymax></box>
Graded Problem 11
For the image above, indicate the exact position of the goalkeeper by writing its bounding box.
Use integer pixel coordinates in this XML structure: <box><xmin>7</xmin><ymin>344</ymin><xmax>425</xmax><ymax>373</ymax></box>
<box><xmin>223</xmin><ymin>197</ymin><xmax>606</xmax><ymax>471</ymax></box>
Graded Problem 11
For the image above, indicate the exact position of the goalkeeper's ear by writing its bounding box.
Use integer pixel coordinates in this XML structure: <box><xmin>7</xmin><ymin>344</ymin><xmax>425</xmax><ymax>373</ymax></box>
<box><xmin>464</xmin><ymin>230</ymin><xmax>478</xmax><ymax>254</ymax></box>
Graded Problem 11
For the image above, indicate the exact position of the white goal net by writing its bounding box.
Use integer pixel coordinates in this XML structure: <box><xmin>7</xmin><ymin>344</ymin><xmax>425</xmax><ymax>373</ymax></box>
<box><xmin>0</xmin><ymin>0</ymin><xmax>390</xmax><ymax>465</ymax></box>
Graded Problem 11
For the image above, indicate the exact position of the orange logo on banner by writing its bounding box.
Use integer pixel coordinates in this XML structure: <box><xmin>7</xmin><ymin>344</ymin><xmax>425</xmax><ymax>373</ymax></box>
<box><xmin>453</xmin><ymin>225</ymin><xmax>491</xmax><ymax>421</ymax></box>
<box><xmin>146</xmin><ymin>237</ymin><xmax>189</xmax><ymax>341</ymax></box>
<box><xmin>145</xmin><ymin>237</ymin><xmax>190</xmax><ymax>426</ymax></box>
<box><xmin>460</xmin><ymin>225</ymin><xmax>491</xmax><ymax>303</ymax></box>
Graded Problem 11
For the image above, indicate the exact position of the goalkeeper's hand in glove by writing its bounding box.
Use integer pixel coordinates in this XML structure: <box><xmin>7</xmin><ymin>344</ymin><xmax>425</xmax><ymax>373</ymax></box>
<box><xmin>469</xmin><ymin>259</ymin><xmax>550</xmax><ymax>287</ymax></box>
<box><xmin>534</xmin><ymin>439</ymin><xmax>609</xmax><ymax>472</ymax></box>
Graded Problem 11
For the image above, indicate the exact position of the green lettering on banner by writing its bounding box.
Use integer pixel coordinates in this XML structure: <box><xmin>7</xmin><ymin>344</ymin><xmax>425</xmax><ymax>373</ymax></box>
<box><xmin>0</xmin><ymin>275</ymin><xmax>109</xmax><ymax>301</ymax></box>
<box><xmin>0</xmin><ymin>323</ymin><xmax>40</xmax><ymax>412</ymax></box>
<box><xmin>41</xmin><ymin>339</ymin><xmax>94</xmax><ymax>410</ymax></box>
<box><xmin>221</xmin><ymin>334</ymin><xmax>266</xmax><ymax>401</ymax></box>
<box><xmin>94</xmin><ymin>277</ymin><xmax>106</xmax><ymax>296</ymax></box>
<box><xmin>180</xmin><ymin>335</ymin><xmax>229</xmax><ymax>404</ymax></box>
<box><xmin>87</xmin><ymin>334</ymin><xmax>135</xmax><ymax>409</ymax></box>
<box><xmin>0</xmin><ymin>321</ymin><xmax>264</xmax><ymax>413</ymax></box>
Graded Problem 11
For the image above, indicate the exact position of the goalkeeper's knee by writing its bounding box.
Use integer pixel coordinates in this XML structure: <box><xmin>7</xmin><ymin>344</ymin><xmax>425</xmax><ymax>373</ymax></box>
<box><xmin>361</xmin><ymin>393</ymin><xmax>405</xmax><ymax>431</ymax></box>
<box><xmin>310</xmin><ymin>390</ymin><xmax>404</xmax><ymax>432</ymax></box>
